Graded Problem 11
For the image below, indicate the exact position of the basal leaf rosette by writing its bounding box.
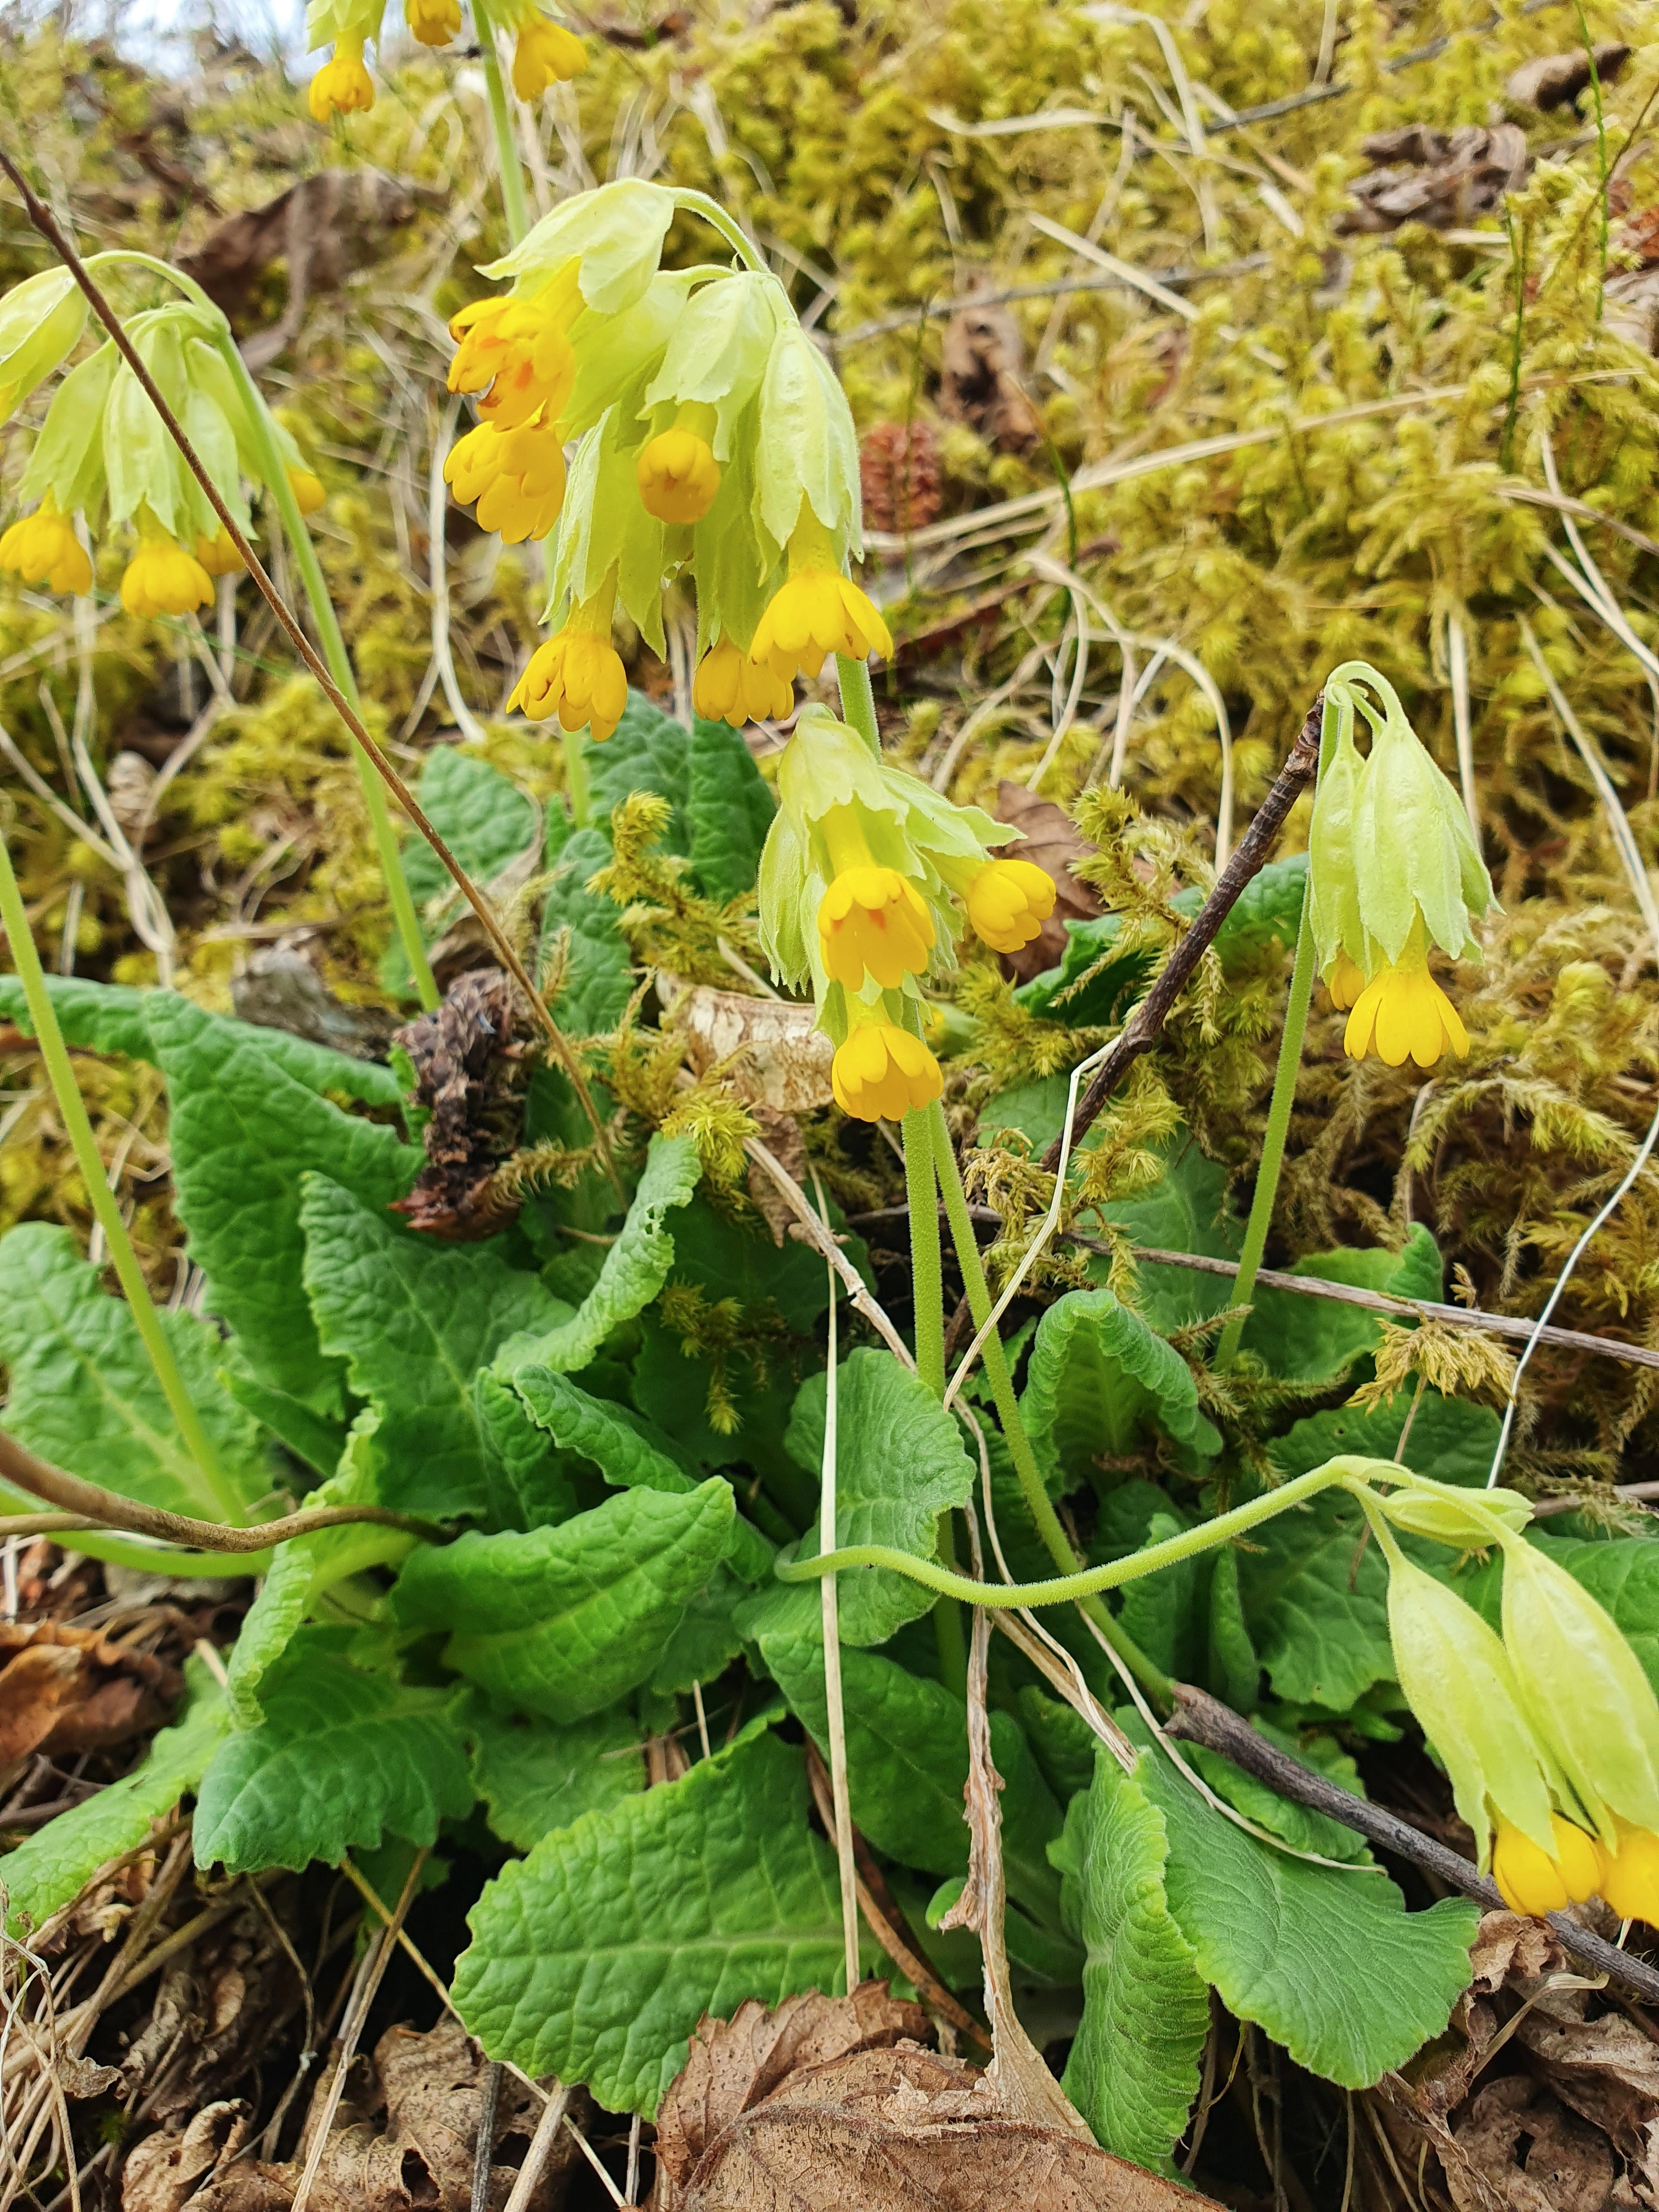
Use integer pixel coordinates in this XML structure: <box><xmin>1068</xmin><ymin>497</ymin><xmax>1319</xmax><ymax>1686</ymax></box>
<box><xmin>1307</xmin><ymin>662</ymin><xmax>1496</xmax><ymax>1070</ymax></box>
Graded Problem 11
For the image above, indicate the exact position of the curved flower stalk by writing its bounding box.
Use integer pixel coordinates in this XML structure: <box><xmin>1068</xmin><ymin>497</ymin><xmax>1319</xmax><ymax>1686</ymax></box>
<box><xmin>441</xmin><ymin>180</ymin><xmax>897</xmax><ymax>742</ymax></box>
<box><xmin>755</xmin><ymin>704</ymin><xmax>1056</xmax><ymax>1120</ymax></box>
<box><xmin>305</xmin><ymin>0</ymin><xmax>584</xmax><ymax>121</ymax></box>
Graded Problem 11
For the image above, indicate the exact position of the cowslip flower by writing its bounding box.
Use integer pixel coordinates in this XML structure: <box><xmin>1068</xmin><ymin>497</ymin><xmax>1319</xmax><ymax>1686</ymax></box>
<box><xmin>503</xmin><ymin>3</ymin><xmax>586</xmax><ymax>95</ymax></box>
<box><xmin>1596</xmin><ymin>1821</ymin><xmax>1659</xmax><ymax>1924</ymax></box>
<box><xmin>0</xmin><ymin>499</ymin><xmax>91</xmax><ymax>596</ymax></box>
<box><xmin>289</xmin><ymin>468</ymin><xmax>326</xmax><ymax>516</ymax></box>
<box><xmin>309</xmin><ymin>37</ymin><xmax>374</xmax><ymax>119</ymax></box>
<box><xmin>1492</xmin><ymin>1814</ymin><xmax>1602</xmax><ymax>1917</ymax></box>
<box><xmin>751</xmin><ymin>514</ymin><xmax>891</xmax><ymax>682</ymax></box>
<box><xmin>692</xmin><ymin>638</ymin><xmax>793</xmax><ymax>728</ymax></box>
<box><xmin>961</xmin><ymin>856</ymin><xmax>1057</xmax><ymax>955</ymax></box>
<box><xmin>636</xmin><ymin>421</ymin><xmax>720</xmax><ymax>524</ymax></box>
<box><xmin>449</xmin><ymin>271</ymin><xmax>583</xmax><ymax>433</ymax></box>
<box><xmin>121</xmin><ymin>529</ymin><xmax>215</xmax><ymax>618</ymax></box>
<box><xmin>509</xmin><ymin>588</ymin><xmax>627</xmax><ymax>740</ymax></box>
<box><xmin>406</xmin><ymin>0</ymin><xmax>460</xmax><ymax>41</ymax></box>
<box><xmin>1306</xmin><ymin>662</ymin><xmax>1494</xmax><ymax>1069</ymax></box>
<box><xmin>194</xmin><ymin>529</ymin><xmax>245</xmax><ymax>578</ymax></box>
<box><xmin>818</xmin><ymin>866</ymin><xmax>935</xmax><ymax>992</ymax></box>
<box><xmin>445</xmin><ymin>413</ymin><xmax>567</xmax><ymax>543</ymax></box>
<box><xmin>831</xmin><ymin>1003</ymin><xmax>943</xmax><ymax>1122</ymax></box>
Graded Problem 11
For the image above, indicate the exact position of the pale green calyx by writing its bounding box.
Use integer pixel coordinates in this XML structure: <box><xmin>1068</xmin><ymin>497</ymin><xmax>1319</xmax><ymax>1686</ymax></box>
<box><xmin>479</xmin><ymin>179</ymin><xmax>680</xmax><ymax>317</ymax></box>
<box><xmin>755</xmin><ymin>319</ymin><xmax>863</xmax><ymax>562</ymax></box>
<box><xmin>306</xmin><ymin>0</ymin><xmax>382</xmax><ymax>44</ymax></box>
<box><xmin>1364</xmin><ymin>1476</ymin><xmax>1533</xmax><ymax>1548</ymax></box>
<box><xmin>0</xmin><ymin>269</ymin><xmax>87</xmax><ymax>423</ymax></box>
<box><xmin>1384</xmin><ymin>1553</ymin><xmax>1561</xmax><ymax>1868</ymax></box>
<box><xmin>642</xmin><ymin>271</ymin><xmax>783</xmax><ymax>459</ymax></box>
<box><xmin>1499</xmin><ymin>1534</ymin><xmax>1659</xmax><ymax>1844</ymax></box>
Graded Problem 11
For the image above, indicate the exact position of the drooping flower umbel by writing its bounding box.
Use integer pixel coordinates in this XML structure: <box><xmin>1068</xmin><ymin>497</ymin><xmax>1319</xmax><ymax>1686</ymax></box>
<box><xmin>442</xmin><ymin>180</ymin><xmax>898</xmax><ymax>741</ymax></box>
<box><xmin>306</xmin><ymin>0</ymin><xmax>584</xmax><ymax>121</ymax></box>
<box><xmin>0</xmin><ymin>294</ymin><xmax>322</xmax><ymax>618</ymax></box>
<box><xmin>1306</xmin><ymin>662</ymin><xmax>1496</xmax><ymax>1069</ymax></box>
<box><xmin>755</xmin><ymin>705</ymin><xmax>1055</xmax><ymax>1119</ymax></box>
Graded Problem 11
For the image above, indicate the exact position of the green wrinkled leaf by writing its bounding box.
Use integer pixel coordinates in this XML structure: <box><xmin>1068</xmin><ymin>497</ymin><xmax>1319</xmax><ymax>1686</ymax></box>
<box><xmin>497</xmin><ymin>1133</ymin><xmax>702</xmax><ymax>1378</ymax></box>
<box><xmin>1099</xmin><ymin>1139</ymin><xmax>1242</xmax><ymax>1332</ymax></box>
<box><xmin>0</xmin><ymin>973</ymin><xmax>406</xmax><ymax>1111</ymax></box>
<box><xmin>1022</xmin><ymin>1288</ymin><xmax>1220</xmax><ymax>1493</ymax></box>
<box><xmin>1139</xmin><ymin>1739</ymin><xmax>1478</xmax><ymax>2087</ymax></box>
<box><xmin>301</xmin><ymin>1177</ymin><xmax>568</xmax><ymax>1520</ymax></box>
<box><xmin>225</xmin><ymin>1413</ymin><xmax>415</xmax><ymax>1727</ymax></box>
<box><xmin>746</xmin><ymin>1599</ymin><xmax>1064</xmax><ymax>1916</ymax></box>
<box><xmin>649</xmin><ymin>1562</ymin><xmax>752</xmax><ymax>1694</ymax></box>
<box><xmin>588</xmin><ymin>691</ymin><xmax>692</xmax><ymax>852</ymax></box>
<box><xmin>195</xmin><ymin>1629</ymin><xmax>473</xmax><ymax>1875</ymax></box>
<box><xmin>452</xmin><ymin>1719</ymin><xmax>847</xmax><ymax>2117</ymax></box>
<box><xmin>459</xmin><ymin>1690</ymin><xmax>646</xmax><ymax>1849</ymax></box>
<box><xmin>1053</xmin><ymin>1752</ymin><xmax>1209</xmax><ymax>2174</ymax></box>
<box><xmin>476</xmin><ymin>1369</ymin><xmax>579</xmax><ymax>1530</ymax></box>
<box><xmin>687</xmin><ymin>715</ymin><xmax>774</xmax><ymax>900</ymax></box>
<box><xmin>391</xmin><ymin>1480</ymin><xmax>736</xmax><ymax>1723</ymax></box>
<box><xmin>775</xmin><ymin>1348</ymin><xmax>977</xmax><ymax>1645</ymax></box>
<box><xmin>142</xmin><ymin>994</ymin><xmax>419</xmax><ymax>1413</ymax></box>
<box><xmin>0</xmin><ymin>1224</ymin><xmax>269</xmax><ymax>1547</ymax></box>
<box><xmin>538</xmin><ymin>823</ymin><xmax>633</xmax><ymax>1035</ymax></box>
<box><xmin>217</xmin><ymin>1369</ymin><xmax>347</xmax><ymax>1480</ymax></box>
<box><xmin>1243</xmin><ymin>1224</ymin><xmax>1443</xmax><ymax>1383</ymax></box>
<box><xmin>3</xmin><ymin>1662</ymin><xmax>229</xmax><ymax>1937</ymax></box>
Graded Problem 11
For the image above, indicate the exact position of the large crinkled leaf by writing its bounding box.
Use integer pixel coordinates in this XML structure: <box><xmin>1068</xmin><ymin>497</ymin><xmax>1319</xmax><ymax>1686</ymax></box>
<box><xmin>0</xmin><ymin>972</ymin><xmax>405</xmax><ymax>1110</ymax></box>
<box><xmin>1053</xmin><ymin>1751</ymin><xmax>1209</xmax><ymax>2174</ymax></box>
<box><xmin>775</xmin><ymin>1349</ymin><xmax>977</xmax><ymax>1646</ymax></box>
<box><xmin>383</xmin><ymin>748</ymin><xmax>540</xmax><ymax>992</ymax></box>
<box><xmin>458</xmin><ymin>1690</ymin><xmax>646</xmax><ymax>1849</ymax></box>
<box><xmin>1022</xmin><ymin>1287</ymin><xmax>1220</xmax><ymax>1493</ymax></box>
<box><xmin>0</xmin><ymin>1224</ymin><xmax>269</xmax><ymax>1548</ymax></box>
<box><xmin>390</xmin><ymin>1480</ymin><xmax>736</xmax><ymax>1723</ymax></box>
<box><xmin>300</xmin><ymin>1177</ymin><xmax>569</xmax><ymax>1519</ymax></box>
<box><xmin>1139</xmin><ymin>1738</ymin><xmax>1478</xmax><ymax>2087</ymax></box>
<box><xmin>3</xmin><ymin>1661</ymin><xmax>228</xmax><ymax>1937</ymax></box>
<box><xmin>224</xmin><ymin>1413</ymin><xmax>416</xmax><ymax>1727</ymax></box>
<box><xmin>496</xmin><ymin>1133</ymin><xmax>702</xmax><ymax>1378</ymax></box>
<box><xmin>743</xmin><ymin>1595</ymin><xmax>1064</xmax><ymax>1916</ymax></box>
<box><xmin>538</xmin><ymin>823</ymin><xmax>633</xmax><ymax>1035</ymax></box>
<box><xmin>509</xmin><ymin>1364</ymin><xmax>772</xmax><ymax>1578</ymax></box>
<box><xmin>1099</xmin><ymin>1139</ymin><xmax>1242</xmax><ymax>1331</ymax></box>
<box><xmin>1242</xmin><ymin>1223</ymin><xmax>1443</xmax><ymax>1383</ymax></box>
<box><xmin>195</xmin><ymin>1628</ymin><xmax>473</xmax><ymax>1874</ymax></box>
<box><xmin>1244</xmin><ymin>1393</ymin><xmax>1500</xmax><ymax>1710</ymax></box>
<box><xmin>452</xmin><ymin>1719</ymin><xmax>847</xmax><ymax>2117</ymax></box>
<box><xmin>687</xmin><ymin>715</ymin><xmax>774</xmax><ymax>900</ymax></box>
<box><xmin>586</xmin><ymin>690</ymin><xmax>692</xmax><ymax>851</ymax></box>
<box><xmin>142</xmin><ymin>993</ymin><xmax>419</xmax><ymax>1413</ymax></box>
<box><xmin>476</xmin><ymin>1370</ymin><xmax>579</xmax><ymax>1530</ymax></box>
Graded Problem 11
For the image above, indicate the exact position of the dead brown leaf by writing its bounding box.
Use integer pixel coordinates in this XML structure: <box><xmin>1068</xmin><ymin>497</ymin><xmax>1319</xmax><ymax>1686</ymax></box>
<box><xmin>178</xmin><ymin>2022</ymin><xmax>578</xmax><ymax>2212</ymax></box>
<box><xmin>124</xmin><ymin>2102</ymin><xmax>252</xmax><ymax>2212</ymax></box>
<box><xmin>0</xmin><ymin>1622</ymin><xmax>182</xmax><ymax>1764</ymax></box>
<box><xmin>1339</xmin><ymin>125</ymin><xmax>1530</xmax><ymax>235</ymax></box>
<box><xmin>1448</xmin><ymin>2076</ymin><xmax>1615</xmax><ymax>2212</ymax></box>
<box><xmin>1515</xmin><ymin>2002</ymin><xmax>1659</xmax><ymax>2170</ymax></box>
<box><xmin>657</xmin><ymin>2029</ymin><xmax>1220</xmax><ymax>2211</ymax></box>
<box><xmin>178</xmin><ymin>171</ymin><xmax>441</xmax><ymax>370</ymax></box>
<box><xmin>939</xmin><ymin>299</ymin><xmax>1042</xmax><ymax>455</ymax></box>
<box><xmin>391</xmin><ymin>969</ymin><xmax>532</xmax><ymax>1241</ymax></box>
<box><xmin>1505</xmin><ymin>43</ymin><xmax>1630</xmax><ymax>109</ymax></box>
<box><xmin>232</xmin><ymin>946</ymin><xmax>397</xmax><ymax>1064</ymax></box>
<box><xmin>989</xmin><ymin>781</ymin><xmax>1104</xmax><ymax>982</ymax></box>
<box><xmin>1468</xmin><ymin>1910</ymin><xmax>1568</xmax><ymax>1994</ymax></box>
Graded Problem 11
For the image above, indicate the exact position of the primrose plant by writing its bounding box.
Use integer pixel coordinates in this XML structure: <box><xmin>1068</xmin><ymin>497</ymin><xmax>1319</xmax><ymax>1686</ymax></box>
<box><xmin>8</xmin><ymin>143</ymin><xmax>1659</xmax><ymax>2186</ymax></box>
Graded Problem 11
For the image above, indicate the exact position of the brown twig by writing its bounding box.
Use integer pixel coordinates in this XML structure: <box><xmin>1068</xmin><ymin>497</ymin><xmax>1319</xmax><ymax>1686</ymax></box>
<box><xmin>1038</xmin><ymin>697</ymin><xmax>1322</xmax><ymax>1177</ymax></box>
<box><xmin>803</xmin><ymin>1740</ymin><xmax>991</xmax><ymax>2051</ymax></box>
<box><xmin>0</xmin><ymin>146</ymin><xmax>623</xmax><ymax>1200</ymax></box>
<box><xmin>1165</xmin><ymin>1683</ymin><xmax>1659</xmax><ymax>2008</ymax></box>
<box><xmin>0</xmin><ymin>1424</ymin><xmax>445</xmax><ymax>1552</ymax></box>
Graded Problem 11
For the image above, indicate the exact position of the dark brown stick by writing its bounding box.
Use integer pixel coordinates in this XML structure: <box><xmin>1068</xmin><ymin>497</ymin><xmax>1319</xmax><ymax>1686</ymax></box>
<box><xmin>1038</xmin><ymin>696</ymin><xmax>1322</xmax><ymax>1177</ymax></box>
<box><xmin>1166</xmin><ymin>1682</ymin><xmax>1659</xmax><ymax>2008</ymax></box>
<box><xmin>0</xmin><ymin>146</ymin><xmax>622</xmax><ymax>1197</ymax></box>
<box><xmin>0</xmin><ymin>1424</ymin><xmax>444</xmax><ymax>1553</ymax></box>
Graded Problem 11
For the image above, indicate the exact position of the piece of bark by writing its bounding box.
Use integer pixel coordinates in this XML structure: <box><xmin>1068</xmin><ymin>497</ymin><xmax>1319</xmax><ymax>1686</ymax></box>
<box><xmin>939</xmin><ymin>299</ymin><xmax>1042</xmax><ymax>455</ymax></box>
<box><xmin>658</xmin><ymin>972</ymin><xmax>834</xmax><ymax>1114</ymax></box>
<box><xmin>1446</xmin><ymin>2075</ymin><xmax>1614</xmax><ymax>2212</ymax></box>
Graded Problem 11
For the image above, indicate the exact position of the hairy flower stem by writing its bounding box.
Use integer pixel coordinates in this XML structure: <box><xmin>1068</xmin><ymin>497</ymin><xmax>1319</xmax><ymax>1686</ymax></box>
<box><xmin>836</xmin><ymin>654</ymin><xmax>881</xmax><ymax>756</ymax></box>
<box><xmin>563</xmin><ymin>724</ymin><xmax>592</xmax><ymax>828</ymax></box>
<box><xmin>0</xmin><ymin>834</ymin><xmax>245</xmax><ymax>1524</ymax></box>
<box><xmin>471</xmin><ymin>0</ymin><xmax>532</xmax><ymax>248</ymax></box>
<box><xmin>926</xmin><ymin>1102</ymin><xmax>1170</xmax><ymax>1700</ymax></box>
<box><xmin>224</xmin><ymin>340</ymin><xmax>440</xmax><ymax>1011</ymax></box>
<box><xmin>1214</xmin><ymin>894</ymin><xmax>1318</xmax><ymax>1371</ymax></box>
<box><xmin>902</xmin><ymin>1103</ymin><xmax>961</xmax><ymax>1687</ymax></box>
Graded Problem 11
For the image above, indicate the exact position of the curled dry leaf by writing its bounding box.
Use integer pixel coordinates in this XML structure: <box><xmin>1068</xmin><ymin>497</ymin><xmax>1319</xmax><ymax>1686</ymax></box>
<box><xmin>176</xmin><ymin>2022</ymin><xmax>579</xmax><ymax>2212</ymax></box>
<box><xmin>658</xmin><ymin>973</ymin><xmax>834</xmax><ymax>1113</ymax></box>
<box><xmin>1504</xmin><ymin>44</ymin><xmax>1630</xmax><ymax>109</ymax></box>
<box><xmin>1467</xmin><ymin>1909</ymin><xmax>1568</xmax><ymax>1995</ymax></box>
<box><xmin>0</xmin><ymin>1622</ymin><xmax>182</xmax><ymax>1765</ymax></box>
<box><xmin>1339</xmin><ymin>126</ymin><xmax>1530</xmax><ymax>235</ymax></box>
<box><xmin>989</xmin><ymin>781</ymin><xmax>1104</xmax><ymax>983</ymax></box>
<box><xmin>939</xmin><ymin>298</ymin><xmax>1042</xmax><ymax>455</ymax></box>
<box><xmin>1447</xmin><ymin>2076</ymin><xmax>1615</xmax><ymax>2212</ymax></box>
<box><xmin>123</xmin><ymin>2102</ymin><xmax>252</xmax><ymax>2212</ymax></box>
<box><xmin>392</xmin><ymin>969</ymin><xmax>532</xmax><ymax>1241</ymax></box>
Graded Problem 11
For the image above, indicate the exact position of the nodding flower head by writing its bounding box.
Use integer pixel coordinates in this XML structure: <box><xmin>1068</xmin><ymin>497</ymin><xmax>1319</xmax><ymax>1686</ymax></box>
<box><xmin>405</xmin><ymin>0</ymin><xmax>461</xmax><ymax>42</ymax></box>
<box><xmin>0</xmin><ymin>499</ymin><xmax>91</xmax><ymax>596</ymax></box>
<box><xmin>961</xmin><ymin>856</ymin><xmax>1057</xmax><ymax>955</ymax></box>
<box><xmin>636</xmin><ymin>422</ymin><xmax>720</xmax><ymax>524</ymax></box>
<box><xmin>691</xmin><ymin>638</ymin><xmax>793</xmax><ymax>729</ymax></box>
<box><xmin>309</xmin><ymin>37</ymin><xmax>374</xmax><ymax>119</ymax></box>
<box><xmin>446</xmin><ymin>412</ymin><xmax>568</xmax><ymax>543</ymax></box>
<box><xmin>506</xmin><ymin>5</ymin><xmax>586</xmax><ymax>95</ymax></box>
<box><xmin>509</xmin><ymin>584</ymin><xmax>628</xmax><ymax>741</ymax></box>
<box><xmin>817</xmin><ymin>865</ymin><xmax>935</xmax><ymax>993</ymax></box>
<box><xmin>750</xmin><ymin>513</ymin><xmax>891</xmax><ymax>683</ymax></box>
<box><xmin>831</xmin><ymin>1003</ymin><xmax>943</xmax><ymax>1123</ymax></box>
<box><xmin>121</xmin><ymin>527</ymin><xmax>215</xmax><ymax>619</ymax></box>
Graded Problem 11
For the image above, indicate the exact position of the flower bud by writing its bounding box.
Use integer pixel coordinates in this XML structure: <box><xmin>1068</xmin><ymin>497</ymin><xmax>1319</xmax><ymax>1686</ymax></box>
<box><xmin>1500</xmin><ymin>1537</ymin><xmax>1659</xmax><ymax>1842</ymax></box>
<box><xmin>1370</xmin><ymin>1479</ymin><xmax>1532</xmax><ymax>1548</ymax></box>
<box><xmin>963</xmin><ymin>857</ymin><xmax>1057</xmax><ymax>954</ymax></box>
<box><xmin>692</xmin><ymin>638</ymin><xmax>792</xmax><ymax>728</ymax></box>
<box><xmin>0</xmin><ymin>499</ymin><xmax>91</xmax><ymax>596</ymax></box>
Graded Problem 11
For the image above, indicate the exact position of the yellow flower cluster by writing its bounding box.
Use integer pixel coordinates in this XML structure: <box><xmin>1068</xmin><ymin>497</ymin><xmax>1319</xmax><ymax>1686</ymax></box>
<box><xmin>306</xmin><ymin>1</ymin><xmax>584</xmax><ymax>123</ymax></box>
